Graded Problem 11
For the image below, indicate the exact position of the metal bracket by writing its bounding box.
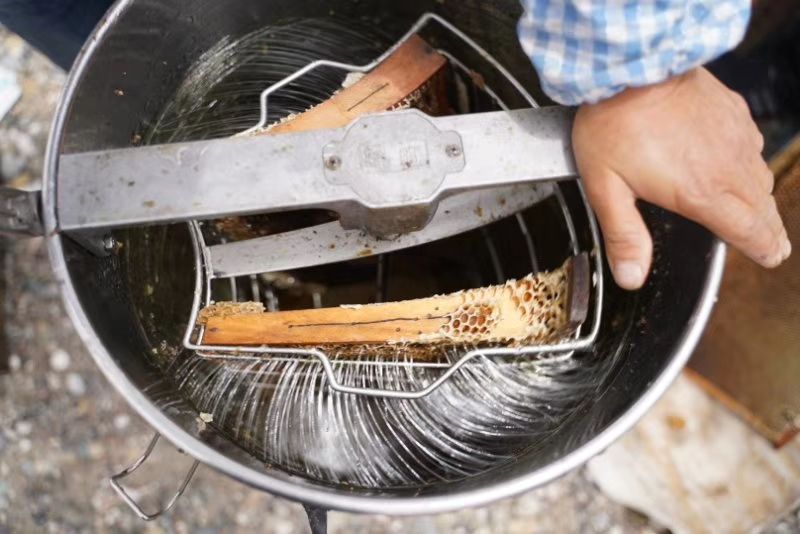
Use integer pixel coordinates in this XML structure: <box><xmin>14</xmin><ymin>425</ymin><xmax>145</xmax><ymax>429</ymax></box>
<box><xmin>64</xmin><ymin>231</ymin><xmax>117</xmax><ymax>257</ymax></box>
<box><xmin>0</xmin><ymin>187</ymin><xmax>43</xmax><ymax>237</ymax></box>
<box><xmin>322</xmin><ymin>111</ymin><xmax>464</xmax><ymax>234</ymax></box>
<box><xmin>110</xmin><ymin>433</ymin><xmax>199</xmax><ymax>521</ymax></box>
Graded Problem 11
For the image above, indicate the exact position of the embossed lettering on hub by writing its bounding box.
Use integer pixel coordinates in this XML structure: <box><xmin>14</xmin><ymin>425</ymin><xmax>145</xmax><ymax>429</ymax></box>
<box><xmin>359</xmin><ymin>141</ymin><xmax>429</xmax><ymax>173</ymax></box>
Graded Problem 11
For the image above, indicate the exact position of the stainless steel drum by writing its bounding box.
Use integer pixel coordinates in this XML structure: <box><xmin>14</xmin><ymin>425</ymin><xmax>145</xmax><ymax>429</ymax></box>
<box><xmin>39</xmin><ymin>0</ymin><xmax>725</xmax><ymax>522</ymax></box>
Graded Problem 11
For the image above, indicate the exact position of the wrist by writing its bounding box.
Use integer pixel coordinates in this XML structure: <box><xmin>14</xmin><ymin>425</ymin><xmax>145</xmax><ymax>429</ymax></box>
<box><xmin>581</xmin><ymin>70</ymin><xmax>694</xmax><ymax>112</ymax></box>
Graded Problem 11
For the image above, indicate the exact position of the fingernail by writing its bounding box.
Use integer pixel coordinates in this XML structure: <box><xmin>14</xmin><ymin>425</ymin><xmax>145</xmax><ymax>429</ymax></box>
<box><xmin>613</xmin><ymin>262</ymin><xmax>645</xmax><ymax>290</ymax></box>
<box><xmin>782</xmin><ymin>236</ymin><xmax>792</xmax><ymax>260</ymax></box>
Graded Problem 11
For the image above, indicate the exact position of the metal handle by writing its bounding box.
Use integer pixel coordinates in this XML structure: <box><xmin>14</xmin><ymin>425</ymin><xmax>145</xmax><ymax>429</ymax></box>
<box><xmin>110</xmin><ymin>433</ymin><xmax>199</xmax><ymax>521</ymax></box>
<box><xmin>57</xmin><ymin>107</ymin><xmax>576</xmax><ymax>239</ymax></box>
<box><xmin>0</xmin><ymin>187</ymin><xmax>43</xmax><ymax>237</ymax></box>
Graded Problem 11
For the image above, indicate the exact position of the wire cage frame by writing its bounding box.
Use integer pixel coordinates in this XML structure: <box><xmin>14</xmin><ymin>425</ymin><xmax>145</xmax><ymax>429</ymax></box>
<box><xmin>179</xmin><ymin>12</ymin><xmax>605</xmax><ymax>399</ymax></box>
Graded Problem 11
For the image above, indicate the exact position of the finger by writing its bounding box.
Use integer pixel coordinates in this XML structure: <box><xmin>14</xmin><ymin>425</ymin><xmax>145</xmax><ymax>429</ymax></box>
<box><xmin>759</xmin><ymin>193</ymin><xmax>791</xmax><ymax>260</ymax></box>
<box><xmin>584</xmin><ymin>170</ymin><xmax>653</xmax><ymax>290</ymax></box>
<box><xmin>750</xmin><ymin>193</ymin><xmax>791</xmax><ymax>264</ymax></box>
<box><xmin>739</xmin><ymin>120</ymin><xmax>771</xmax><ymax>192</ymax></box>
<box><xmin>753</xmin><ymin>127</ymin><xmax>765</xmax><ymax>153</ymax></box>
<box><xmin>751</xmin><ymin>154</ymin><xmax>774</xmax><ymax>193</ymax></box>
<box><xmin>729</xmin><ymin>154</ymin><xmax>781</xmax><ymax>233</ymax></box>
<box><xmin>718</xmin><ymin>141</ymin><xmax>775</xmax><ymax>199</ymax></box>
<box><xmin>728</xmin><ymin>90</ymin><xmax>764</xmax><ymax>151</ymax></box>
<box><xmin>760</xmin><ymin>193</ymin><xmax>788</xmax><ymax>241</ymax></box>
<box><xmin>698</xmin><ymin>191</ymin><xmax>789</xmax><ymax>267</ymax></box>
<box><xmin>729</xmin><ymin>91</ymin><xmax>752</xmax><ymax>120</ymax></box>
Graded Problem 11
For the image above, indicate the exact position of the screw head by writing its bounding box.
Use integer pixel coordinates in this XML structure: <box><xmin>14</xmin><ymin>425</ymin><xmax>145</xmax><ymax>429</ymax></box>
<box><xmin>445</xmin><ymin>144</ymin><xmax>462</xmax><ymax>158</ymax></box>
<box><xmin>103</xmin><ymin>235</ymin><xmax>117</xmax><ymax>252</ymax></box>
<box><xmin>325</xmin><ymin>155</ymin><xmax>342</xmax><ymax>171</ymax></box>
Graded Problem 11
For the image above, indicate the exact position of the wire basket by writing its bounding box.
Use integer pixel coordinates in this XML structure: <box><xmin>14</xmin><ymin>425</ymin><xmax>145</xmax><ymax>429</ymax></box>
<box><xmin>179</xmin><ymin>13</ymin><xmax>605</xmax><ymax>399</ymax></box>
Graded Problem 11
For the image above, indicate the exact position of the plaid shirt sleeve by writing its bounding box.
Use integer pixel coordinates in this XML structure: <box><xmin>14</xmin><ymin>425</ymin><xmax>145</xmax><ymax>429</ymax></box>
<box><xmin>517</xmin><ymin>0</ymin><xmax>751</xmax><ymax>105</ymax></box>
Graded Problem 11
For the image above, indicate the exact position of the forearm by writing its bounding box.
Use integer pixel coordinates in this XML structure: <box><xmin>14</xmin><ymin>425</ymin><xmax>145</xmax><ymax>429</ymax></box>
<box><xmin>517</xmin><ymin>0</ymin><xmax>752</xmax><ymax>105</ymax></box>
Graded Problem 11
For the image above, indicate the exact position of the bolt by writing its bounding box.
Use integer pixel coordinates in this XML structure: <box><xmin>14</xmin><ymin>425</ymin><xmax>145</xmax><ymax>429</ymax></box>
<box><xmin>103</xmin><ymin>235</ymin><xmax>117</xmax><ymax>252</ymax></box>
<box><xmin>445</xmin><ymin>144</ymin><xmax>462</xmax><ymax>158</ymax></box>
<box><xmin>325</xmin><ymin>155</ymin><xmax>342</xmax><ymax>171</ymax></box>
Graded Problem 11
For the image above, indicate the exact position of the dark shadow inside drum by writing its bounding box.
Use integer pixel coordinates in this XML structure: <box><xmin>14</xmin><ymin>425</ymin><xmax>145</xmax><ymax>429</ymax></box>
<box><xmin>57</xmin><ymin>0</ymin><xmax>719</xmax><ymax>501</ymax></box>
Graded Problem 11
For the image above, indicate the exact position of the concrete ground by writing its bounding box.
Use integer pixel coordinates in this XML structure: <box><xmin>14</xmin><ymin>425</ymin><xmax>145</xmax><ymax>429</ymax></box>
<box><xmin>0</xmin><ymin>26</ymin><xmax>796</xmax><ymax>534</ymax></box>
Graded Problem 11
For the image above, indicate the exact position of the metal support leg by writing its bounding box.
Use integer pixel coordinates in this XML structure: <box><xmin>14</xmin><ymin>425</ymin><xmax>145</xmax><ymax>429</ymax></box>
<box><xmin>110</xmin><ymin>433</ymin><xmax>199</xmax><ymax>521</ymax></box>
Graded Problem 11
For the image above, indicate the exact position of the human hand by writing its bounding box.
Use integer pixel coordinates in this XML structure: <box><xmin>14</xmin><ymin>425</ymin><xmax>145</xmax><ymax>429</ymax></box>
<box><xmin>573</xmin><ymin>67</ymin><xmax>791</xmax><ymax>290</ymax></box>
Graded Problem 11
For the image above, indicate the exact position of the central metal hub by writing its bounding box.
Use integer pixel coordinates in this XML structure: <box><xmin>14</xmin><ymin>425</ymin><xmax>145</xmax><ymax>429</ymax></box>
<box><xmin>322</xmin><ymin>111</ymin><xmax>465</xmax><ymax>208</ymax></box>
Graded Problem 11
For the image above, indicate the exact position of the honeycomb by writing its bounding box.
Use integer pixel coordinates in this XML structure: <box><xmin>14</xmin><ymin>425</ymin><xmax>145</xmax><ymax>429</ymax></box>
<box><xmin>197</xmin><ymin>259</ymin><xmax>575</xmax><ymax>356</ymax></box>
<box><xmin>439</xmin><ymin>266</ymin><xmax>569</xmax><ymax>344</ymax></box>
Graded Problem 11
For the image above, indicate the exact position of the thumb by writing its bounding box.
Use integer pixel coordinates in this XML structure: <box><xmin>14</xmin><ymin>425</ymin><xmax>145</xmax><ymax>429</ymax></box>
<box><xmin>584</xmin><ymin>171</ymin><xmax>653</xmax><ymax>290</ymax></box>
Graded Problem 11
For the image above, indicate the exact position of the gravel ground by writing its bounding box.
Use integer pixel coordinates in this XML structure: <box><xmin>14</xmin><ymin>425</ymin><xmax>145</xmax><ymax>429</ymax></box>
<box><xmin>0</xmin><ymin>26</ymin><xmax>796</xmax><ymax>534</ymax></box>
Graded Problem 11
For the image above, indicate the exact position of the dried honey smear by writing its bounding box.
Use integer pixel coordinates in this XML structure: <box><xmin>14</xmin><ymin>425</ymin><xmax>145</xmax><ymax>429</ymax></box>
<box><xmin>197</xmin><ymin>301</ymin><xmax>265</xmax><ymax>325</ymax></box>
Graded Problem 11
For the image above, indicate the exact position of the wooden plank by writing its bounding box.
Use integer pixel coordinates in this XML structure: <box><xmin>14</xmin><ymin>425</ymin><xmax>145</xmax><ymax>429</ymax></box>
<box><xmin>689</xmin><ymin>133</ymin><xmax>800</xmax><ymax>446</ymax></box>
<box><xmin>255</xmin><ymin>35</ymin><xmax>448</xmax><ymax>136</ymax></box>
<box><xmin>199</xmin><ymin>255</ymin><xmax>588</xmax><ymax>347</ymax></box>
<box><xmin>587</xmin><ymin>374</ymin><xmax>800</xmax><ymax>534</ymax></box>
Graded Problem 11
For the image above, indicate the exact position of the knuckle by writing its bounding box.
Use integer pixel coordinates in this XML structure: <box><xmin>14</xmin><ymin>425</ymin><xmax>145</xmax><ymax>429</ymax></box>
<box><xmin>754</xmin><ymin>130</ymin><xmax>765</xmax><ymax>151</ymax></box>
<box><xmin>762</xmin><ymin>170</ymin><xmax>776</xmax><ymax>192</ymax></box>
<box><xmin>603</xmin><ymin>227</ymin><xmax>647</xmax><ymax>257</ymax></box>
<box><xmin>731</xmin><ymin>92</ymin><xmax>750</xmax><ymax>114</ymax></box>
<box><xmin>749</xmin><ymin>159</ymin><xmax>774</xmax><ymax>193</ymax></box>
<box><xmin>582</xmin><ymin>176</ymin><xmax>607</xmax><ymax>202</ymax></box>
<box><xmin>766</xmin><ymin>193</ymin><xmax>780</xmax><ymax>213</ymax></box>
<box><xmin>729</xmin><ymin>210</ymin><xmax>763</xmax><ymax>243</ymax></box>
<box><xmin>676</xmin><ymin>173</ymin><xmax>718</xmax><ymax>212</ymax></box>
<box><xmin>761</xmin><ymin>195</ymin><xmax>781</xmax><ymax>225</ymax></box>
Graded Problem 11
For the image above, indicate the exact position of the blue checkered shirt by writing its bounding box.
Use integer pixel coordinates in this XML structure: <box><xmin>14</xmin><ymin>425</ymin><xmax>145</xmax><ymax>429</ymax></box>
<box><xmin>518</xmin><ymin>0</ymin><xmax>751</xmax><ymax>105</ymax></box>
